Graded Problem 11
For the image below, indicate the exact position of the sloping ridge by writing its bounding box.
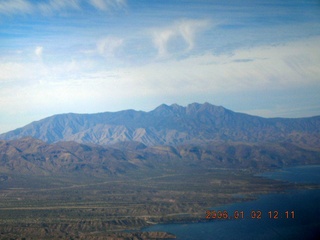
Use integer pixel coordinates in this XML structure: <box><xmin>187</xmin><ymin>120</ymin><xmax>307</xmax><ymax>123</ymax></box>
<box><xmin>0</xmin><ymin>102</ymin><xmax>320</xmax><ymax>147</ymax></box>
<box><xmin>1</xmin><ymin>137</ymin><xmax>319</xmax><ymax>176</ymax></box>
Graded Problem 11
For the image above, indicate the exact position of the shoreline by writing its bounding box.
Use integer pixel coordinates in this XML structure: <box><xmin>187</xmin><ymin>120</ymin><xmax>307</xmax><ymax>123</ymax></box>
<box><xmin>140</xmin><ymin>165</ymin><xmax>320</xmax><ymax>239</ymax></box>
<box><xmin>0</xmin><ymin>165</ymin><xmax>319</xmax><ymax>239</ymax></box>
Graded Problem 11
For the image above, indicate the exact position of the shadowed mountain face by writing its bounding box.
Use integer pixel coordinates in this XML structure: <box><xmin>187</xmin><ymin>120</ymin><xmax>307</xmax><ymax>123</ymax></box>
<box><xmin>1</xmin><ymin>137</ymin><xmax>319</xmax><ymax>176</ymax></box>
<box><xmin>1</xmin><ymin>103</ymin><xmax>320</xmax><ymax>148</ymax></box>
<box><xmin>0</xmin><ymin>137</ymin><xmax>134</xmax><ymax>176</ymax></box>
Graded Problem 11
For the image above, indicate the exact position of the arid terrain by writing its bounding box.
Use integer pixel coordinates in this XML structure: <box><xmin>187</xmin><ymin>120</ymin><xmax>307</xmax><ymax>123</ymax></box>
<box><xmin>1</xmin><ymin>167</ymin><xmax>315</xmax><ymax>239</ymax></box>
<box><xmin>0</xmin><ymin>103</ymin><xmax>319</xmax><ymax>239</ymax></box>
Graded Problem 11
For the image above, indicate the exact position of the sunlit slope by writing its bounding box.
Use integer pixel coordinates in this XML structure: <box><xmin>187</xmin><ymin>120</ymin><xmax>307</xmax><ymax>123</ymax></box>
<box><xmin>1</xmin><ymin>103</ymin><xmax>319</xmax><ymax>148</ymax></box>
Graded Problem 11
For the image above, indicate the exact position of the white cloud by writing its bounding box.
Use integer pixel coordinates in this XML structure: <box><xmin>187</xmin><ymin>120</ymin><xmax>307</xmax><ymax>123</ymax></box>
<box><xmin>1</xmin><ymin>36</ymin><xmax>319</xmax><ymax>94</ymax></box>
<box><xmin>0</xmin><ymin>0</ymin><xmax>33</xmax><ymax>15</ymax></box>
<box><xmin>0</xmin><ymin>0</ymin><xmax>126</xmax><ymax>16</ymax></box>
<box><xmin>35</xmin><ymin>46</ymin><xmax>43</xmax><ymax>57</ymax></box>
<box><xmin>89</xmin><ymin>0</ymin><xmax>126</xmax><ymax>11</ymax></box>
<box><xmin>90</xmin><ymin>0</ymin><xmax>107</xmax><ymax>10</ymax></box>
<box><xmin>0</xmin><ymin>0</ymin><xmax>81</xmax><ymax>16</ymax></box>
<box><xmin>151</xmin><ymin>19</ymin><xmax>210</xmax><ymax>58</ymax></box>
<box><xmin>176</xmin><ymin>19</ymin><xmax>210</xmax><ymax>51</ymax></box>
<box><xmin>111</xmin><ymin>36</ymin><xmax>320</xmax><ymax>96</ymax></box>
<box><xmin>0</xmin><ymin>62</ymin><xmax>36</xmax><ymax>82</ymax></box>
<box><xmin>38</xmin><ymin>0</ymin><xmax>80</xmax><ymax>15</ymax></box>
<box><xmin>152</xmin><ymin>29</ymin><xmax>175</xmax><ymax>57</ymax></box>
<box><xmin>0</xmin><ymin>36</ymin><xmax>319</xmax><ymax>132</ymax></box>
<box><xmin>96</xmin><ymin>36</ymin><xmax>123</xmax><ymax>57</ymax></box>
<box><xmin>2</xmin><ymin>36</ymin><xmax>319</xmax><ymax>96</ymax></box>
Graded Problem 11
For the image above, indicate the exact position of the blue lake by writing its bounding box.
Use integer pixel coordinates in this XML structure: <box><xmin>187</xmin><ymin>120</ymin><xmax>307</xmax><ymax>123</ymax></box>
<box><xmin>143</xmin><ymin>165</ymin><xmax>320</xmax><ymax>240</ymax></box>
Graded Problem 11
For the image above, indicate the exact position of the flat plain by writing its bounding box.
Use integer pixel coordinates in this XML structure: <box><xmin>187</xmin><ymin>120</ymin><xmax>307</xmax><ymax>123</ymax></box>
<box><xmin>0</xmin><ymin>167</ymin><xmax>315</xmax><ymax>240</ymax></box>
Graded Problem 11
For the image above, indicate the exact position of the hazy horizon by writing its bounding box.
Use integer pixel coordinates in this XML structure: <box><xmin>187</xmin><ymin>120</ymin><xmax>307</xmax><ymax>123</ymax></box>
<box><xmin>1</xmin><ymin>0</ymin><xmax>320</xmax><ymax>133</ymax></box>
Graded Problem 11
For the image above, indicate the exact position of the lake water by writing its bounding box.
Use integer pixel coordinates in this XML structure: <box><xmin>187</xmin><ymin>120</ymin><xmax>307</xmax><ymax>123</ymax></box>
<box><xmin>143</xmin><ymin>165</ymin><xmax>320</xmax><ymax>240</ymax></box>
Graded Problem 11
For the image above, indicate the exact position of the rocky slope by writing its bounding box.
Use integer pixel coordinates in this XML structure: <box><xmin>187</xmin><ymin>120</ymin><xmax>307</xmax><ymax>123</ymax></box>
<box><xmin>1</xmin><ymin>137</ymin><xmax>319</xmax><ymax>177</ymax></box>
<box><xmin>1</xmin><ymin>103</ymin><xmax>320</xmax><ymax>148</ymax></box>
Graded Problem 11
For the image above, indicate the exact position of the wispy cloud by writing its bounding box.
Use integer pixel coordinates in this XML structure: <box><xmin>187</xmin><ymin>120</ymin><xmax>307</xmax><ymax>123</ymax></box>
<box><xmin>0</xmin><ymin>0</ymin><xmax>126</xmax><ymax>16</ymax></box>
<box><xmin>38</xmin><ymin>0</ymin><xmax>81</xmax><ymax>15</ymax></box>
<box><xmin>2</xmin><ymin>36</ymin><xmax>319</xmax><ymax>92</ymax></box>
<box><xmin>96</xmin><ymin>36</ymin><xmax>123</xmax><ymax>57</ymax></box>
<box><xmin>176</xmin><ymin>19</ymin><xmax>210</xmax><ymax>51</ymax></box>
<box><xmin>109</xmin><ymin>36</ymin><xmax>320</xmax><ymax>95</ymax></box>
<box><xmin>0</xmin><ymin>36</ymin><xmax>319</xmax><ymax>132</ymax></box>
<box><xmin>0</xmin><ymin>0</ymin><xmax>33</xmax><ymax>15</ymax></box>
<box><xmin>152</xmin><ymin>28</ymin><xmax>175</xmax><ymax>57</ymax></box>
<box><xmin>89</xmin><ymin>0</ymin><xmax>126</xmax><ymax>11</ymax></box>
<box><xmin>151</xmin><ymin>19</ymin><xmax>210</xmax><ymax>58</ymax></box>
<box><xmin>35</xmin><ymin>46</ymin><xmax>43</xmax><ymax>57</ymax></box>
<box><xmin>1</xmin><ymin>1</ymin><xmax>319</xmax><ymax>133</ymax></box>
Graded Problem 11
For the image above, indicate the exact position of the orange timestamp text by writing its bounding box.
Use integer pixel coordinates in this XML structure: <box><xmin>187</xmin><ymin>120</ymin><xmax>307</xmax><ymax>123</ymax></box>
<box><xmin>205</xmin><ymin>210</ymin><xmax>295</xmax><ymax>220</ymax></box>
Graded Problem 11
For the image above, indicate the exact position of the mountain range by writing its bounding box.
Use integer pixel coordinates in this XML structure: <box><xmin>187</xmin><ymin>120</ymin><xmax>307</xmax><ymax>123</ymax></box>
<box><xmin>0</xmin><ymin>103</ymin><xmax>319</xmax><ymax>177</ymax></box>
<box><xmin>1</xmin><ymin>102</ymin><xmax>320</xmax><ymax>148</ymax></box>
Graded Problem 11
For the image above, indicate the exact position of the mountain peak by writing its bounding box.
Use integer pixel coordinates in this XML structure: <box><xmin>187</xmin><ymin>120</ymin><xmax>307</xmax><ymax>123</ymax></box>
<box><xmin>154</xmin><ymin>103</ymin><xmax>171</xmax><ymax>111</ymax></box>
<box><xmin>185</xmin><ymin>102</ymin><xmax>225</xmax><ymax>114</ymax></box>
<box><xmin>153</xmin><ymin>102</ymin><xmax>221</xmax><ymax>115</ymax></box>
<box><xmin>0</xmin><ymin>103</ymin><xmax>319</xmax><ymax>147</ymax></box>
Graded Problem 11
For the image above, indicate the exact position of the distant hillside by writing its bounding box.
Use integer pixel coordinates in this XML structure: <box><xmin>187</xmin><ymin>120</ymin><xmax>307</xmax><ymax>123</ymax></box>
<box><xmin>0</xmin><ymin>137</ymin><xmax>134</xmax><ymax>176</ymax></box>
<box><xmin>0</xmin><ymin>103</ymin><xmax>319</xmax><ymax>148</ymax></box>
<box><xmin>0</xmin><ymin>138</ymin><xmax>319</xmax><ymax>177</ymax></box>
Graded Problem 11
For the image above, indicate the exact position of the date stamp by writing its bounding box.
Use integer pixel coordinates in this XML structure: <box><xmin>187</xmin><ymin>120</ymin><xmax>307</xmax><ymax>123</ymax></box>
<box><xmin>205</xmin><ymin>210</ymin><xmax>295</xmax><ymax>220</ymax></box>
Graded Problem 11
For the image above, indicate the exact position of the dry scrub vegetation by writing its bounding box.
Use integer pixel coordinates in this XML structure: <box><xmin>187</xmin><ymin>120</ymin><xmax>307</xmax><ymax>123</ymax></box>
<box><xmin>0</xmin><ymin>168</ymin><xmax>303</xmax><ymax>239</ymax></box>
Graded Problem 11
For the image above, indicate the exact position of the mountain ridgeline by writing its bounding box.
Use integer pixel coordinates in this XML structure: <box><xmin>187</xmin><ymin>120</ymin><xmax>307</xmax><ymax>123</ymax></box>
<box><xmin>0</xmin><ymin>102</ymin><xmax>320</xmax><ymax>176</ymax></box>
<box><xmin>0</xmin><ymin>103</ymin><xmax>319</xmax><ymax>239</ymax></box>
<box><xmin>1</xmin><ymin>103</ymin><xmax>320</xmax><ymax>148</ymax></box>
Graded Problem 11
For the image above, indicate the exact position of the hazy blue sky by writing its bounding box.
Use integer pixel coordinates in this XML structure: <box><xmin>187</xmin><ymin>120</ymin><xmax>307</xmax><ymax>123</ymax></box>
<box><xmin>1</xmin><ymin>0</ymin><xmax>320</xmax><ymax>133</ymax></box>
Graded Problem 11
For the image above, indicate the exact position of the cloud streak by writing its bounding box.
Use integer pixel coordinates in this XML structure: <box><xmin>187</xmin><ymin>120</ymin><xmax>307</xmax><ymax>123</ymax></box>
<box><xmin>0</xmin><ymin>0</ymin><xmax>33</xmax><ymax>15</ymax></box>
<box><xmin>89</xmin><ymin>0</ymin><xmax>126</xmax><ymax>11</ymax></box>
<box><xmin>0</xmin><ymin>0</ymin><xmax>126</xmax><ymax>16</ymax></box>
<box><xmin>2</xmin><ymin>36</ymin><xmax>318</xmax><ymax>107</ymax></box>
<box><xmin>96</xmin><ymin>36</ymin><xmax>123</xmax><ymax>57</ymax></box>
<box><xmin>38</xmin><ymin>0</ymin><xmax>80</xmax><ymax>15</ymax></box>
<box><xmin>0</xmin><ymin>36</ymin><xmax>319</xmax><ymax>133</ymax></box>
<box><xmin>94</xmin><ymin>36</ymin><xmax>320</xmax><ymax>97</ymax></box>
